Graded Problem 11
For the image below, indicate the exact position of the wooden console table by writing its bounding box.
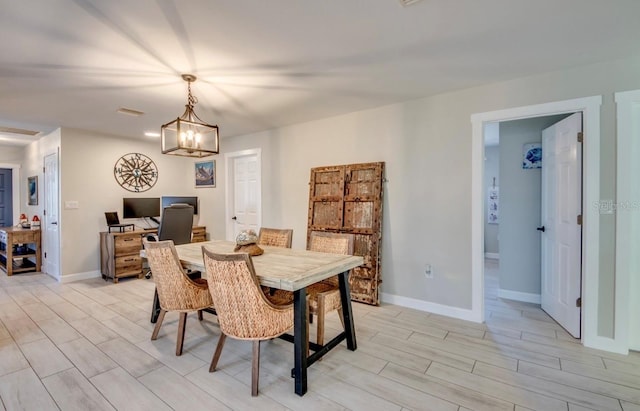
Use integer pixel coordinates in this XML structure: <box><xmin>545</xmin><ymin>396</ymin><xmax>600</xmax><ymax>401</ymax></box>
<box><xmin>100</xmin><ymin>226</ymin><xmax>206</xmax><ymax>283</ymax></box>
<box><xmin>0</xmin><ymin>227</ymin><xmax>42</xmax><ymax>276</ymax></box>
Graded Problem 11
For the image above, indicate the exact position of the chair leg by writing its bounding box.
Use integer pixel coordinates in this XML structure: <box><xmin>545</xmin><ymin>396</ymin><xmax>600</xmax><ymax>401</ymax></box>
<box><xmin>198</xmin><ymin>310</ymin><xmax>203</xmax><ymax>321</ymax></box>
<box><xmin>151</xmin><ymin>309</ymin><xmax>166</xmax><ymax>340</ymax></box>
<box><xmin>317</xmin><ymin>297</ymin><xmax>325</xmax><ymax>347</ymax></box>
<box><xmin>209</xmin><ymin>333</ymin><xmax>227</xmax><ymax>372</ymax></box>
<box><xmin>251</xmin><ymin>340</ymin><xmax>260</xmax><ymax>396</ymax></box>
<box><xmin>176</xmin><ymin>312</ymin><xmax>187</xmax><ymax>356</ymax></box>
<box><xmin>337</xmin><ymin>306</ymin><xmax>345</xmax><ymax>329</ymax></box>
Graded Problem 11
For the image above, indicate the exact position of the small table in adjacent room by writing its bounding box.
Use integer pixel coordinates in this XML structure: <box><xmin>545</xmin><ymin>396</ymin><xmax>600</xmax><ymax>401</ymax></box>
<box><xmin>0</xmin><ymin>227</ymin><xmax>42</xmax><ymax>276</ymax></box>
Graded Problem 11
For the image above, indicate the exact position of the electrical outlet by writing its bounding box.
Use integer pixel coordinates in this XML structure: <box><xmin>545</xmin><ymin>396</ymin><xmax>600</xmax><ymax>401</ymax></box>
<box><xmin>424</xmin><ymin>264</ymin><xmax>433</xmax><ymax>279</ymax></box>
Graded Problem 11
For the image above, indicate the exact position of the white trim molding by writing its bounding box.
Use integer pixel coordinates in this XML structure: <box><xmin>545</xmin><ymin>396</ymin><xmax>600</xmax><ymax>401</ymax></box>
<box><xmin>497</xmin><ymin>289</ymin><xmax>541</xmax><ymax>304</ymax></box>
<box><xmin>381</xmin><ymin>293</ymin><xmax>477</xmax><ymax>322</ymax></box>
<box><xmin>471</xmin><ymin>96</ymin><xmax>604</xmax><ymax>350</ymax></box>
<box><xmin>615</xmin><ymin>89</ymin><xmax>640</xmax><ymax>353</ymax></box>
<box><xmin>60</xmin><ymin>270</ymin><xmax>101</xmax><ymax>283</ymax></box>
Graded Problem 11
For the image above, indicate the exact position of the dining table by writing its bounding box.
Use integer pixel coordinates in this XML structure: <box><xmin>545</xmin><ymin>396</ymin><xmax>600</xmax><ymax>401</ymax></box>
<box><xmin>145</xmin><ymin>239</ymin><xmax>364</xmax><ymax>396</ymax></box>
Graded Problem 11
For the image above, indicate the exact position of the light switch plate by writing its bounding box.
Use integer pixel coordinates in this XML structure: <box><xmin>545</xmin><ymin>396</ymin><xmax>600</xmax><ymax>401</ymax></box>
<box><xmin>64</xmin><ymin>201</ymin><xmax>79</xmax><ymax>209</ymax></box>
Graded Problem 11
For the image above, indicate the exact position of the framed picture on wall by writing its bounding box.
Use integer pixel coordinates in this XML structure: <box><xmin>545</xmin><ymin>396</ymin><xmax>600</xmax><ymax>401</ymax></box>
<box><xmin>523</xmin><ymin>143</ymin><xmax>542</xmax><ymax>169</ymax></box>
<box><xmin>28</xmin><ymin>176</ymin><xmax>38</xmax><ymax>205</ymax></box>
<box><xmin>487</xmin><ymin>186</ymin><xmax>499</xmax><ymax>224</ymax></box>
<box><xmin>195</xmin><ymin>160</ymin><xmax>215</xmax><ymax>188</ymax></box>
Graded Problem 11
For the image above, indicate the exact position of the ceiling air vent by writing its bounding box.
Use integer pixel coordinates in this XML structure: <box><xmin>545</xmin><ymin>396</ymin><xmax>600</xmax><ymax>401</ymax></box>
<box><xmin>117</xmin><ymin>107</ymin><xmax>145</xmax><ymax>116</ymax></box>
<box><xmin>0</xmin><ymin>126</ymin><xmax>40</xmax><ymax>136</ymax></box>
<box><xmin>398</xmin><ymin>0</ymin><xmax>424</xmax><ymax>6</ymax></box>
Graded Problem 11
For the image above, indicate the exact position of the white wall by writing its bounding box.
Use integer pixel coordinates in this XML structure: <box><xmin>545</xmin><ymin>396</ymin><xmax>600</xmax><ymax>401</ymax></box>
<box><xmin>59</xmin><ymin>128</ymin><xmax>195</xmax><ymax>278</ymax></box>
<box><xmin>196</xmin><ymin>55</ymin><xmax>640</xmax><ymax>334</ymax></box>
<box><xmin>0</xmin><ymin>146</ymin><xmax>25</xmax><ymax>163</ymax></box>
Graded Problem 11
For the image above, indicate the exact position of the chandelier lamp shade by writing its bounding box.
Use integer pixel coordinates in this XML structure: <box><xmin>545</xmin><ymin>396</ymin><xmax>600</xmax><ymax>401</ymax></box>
<box><xmin>161</xmin><ymin>74</ymin><xmax>219</xmax><ymax>157</ymax></box>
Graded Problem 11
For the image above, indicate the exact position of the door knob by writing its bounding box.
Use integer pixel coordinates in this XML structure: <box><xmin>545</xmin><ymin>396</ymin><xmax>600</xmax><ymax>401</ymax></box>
<box><xmin>536</xmin><ymin>226</ymin><xmax>545</xmax><ymax>232</ymax></box>
<box><xmin>231</xmin><ymin>216</ymin><xmax>237</xmax><ymax>220</ymax></box>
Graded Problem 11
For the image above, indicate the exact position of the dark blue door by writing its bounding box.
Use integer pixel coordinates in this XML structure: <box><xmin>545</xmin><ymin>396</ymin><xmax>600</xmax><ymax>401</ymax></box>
<box><xmin>0</xmin><ymin>168</ymin><xmax>13</xmax><ymax>227</ymax></box>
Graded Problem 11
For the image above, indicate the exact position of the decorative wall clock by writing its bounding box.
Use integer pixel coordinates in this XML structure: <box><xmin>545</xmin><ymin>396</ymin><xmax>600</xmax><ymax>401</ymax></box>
<box><xmin>113</xmin><ymin>153</ymin><xmax>158</xmax><ymax>192</ymax></box>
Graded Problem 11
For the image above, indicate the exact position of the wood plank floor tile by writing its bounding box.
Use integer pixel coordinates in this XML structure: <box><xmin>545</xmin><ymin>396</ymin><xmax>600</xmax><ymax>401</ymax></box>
<box><xmin>49</xmin><ymin>301</ymin><xmax>90</xmax><ymax>322</ymax></box>
<box><xmin>42</xmin><ymin>368</ymin><xmax>115</xmax><ymax>411</ymax></box>
<box><xmin>426</xmin><ymin>362</ymin><xmax>569</xmax><ymax>411</ymax></box>
<box><xmin>0</xmin><ymin>337</ymin><xmax>30</xmax><ymax>377</ymax></box>
<box><xmin>185</xmin><ymin>365</ymin><xmax>294</xmax><ymax>411</ymax></box>
<box><xmin>97</xmin><ymin>337</ymin><xmax>163</xmax><ymax>378</ymax></box>
<box><xmin>621</xmin><ymin>400</ymin><xmax>640</xmax><ymax>411</ymax></box>
<box><xmin>58</xmin><ymin>337</ymin><xmax>119</xmax><ymax>378</ymax></box>
<box><xmin>380</xmin><ymin>362</ymin><xmax>514</xmax><ymax>411</ymax></box>
<box><xmin>101</xmin><ymin>315</ymin><xmax>151</xmax><ymax>344</ymax></box>
<box><xmin>34</xmin><ymin>316</ymin><xmax>83</xmax><ymax>345</ymax></box>
<box><xmin>20</xmin><ymin>302</ymin><xmax>57</xmax><ymax>322</ymax></box>
<box><xmin>90</xmin><ymin>367</ymin><xmax>172</xmax><ymax>410</ymax></box>
<box><xmin>408</xmin><ymin>332</ymin><xmax>518</xmax><ymax>371</ymax></box>
<box><xmin>561</xmin><ymin>359</ymin><xmax>640</xmax><ymax>390</ymax></box>
<box><xmin>445</xmin><ymin>331</ymin><xmax>561</xmax><ymax>369</ymax></box>
<box><xmin>372</xmin><ymin>333</ymin><xmax>476</xmax><ymax>372</ymax></box>
<box><xmin>0</xmin><ymin>368</ymin><xmax>58</xmax><ymax>410</ymax></box>
<box><xmin>330</xmin><ymin>362</ymin><xmax>459</xmax><ymax>411</ymax></box>
<box><xmin>473</xmin><ymin>361</ymin><xmax>622</xmax><ymax>411</ymax></box>
<box><xmin>1</xmin><ymin>314</ymin><xmax>47</xmax><ymax>345</ymax></box>
<box><xmin>138</xmin><ymin>366</ymin><xmax>232</xmax><ymax>410</ymax></box>
<box><xmin>518</xmin><ymin>361</ymin><xmax>640</xmax><ymax>404</ymax></box>
<box><xmin>604</xmin><ymin>358</ymin><xmax>640</xmax><ymax>377</ymax></box>
<box><xmin>136</xmin><ymin>338</ymin><xmax>207</xmax><ymax>376</ymax></box>
<box><xmin>485</xmin><ymin>331</ymin><xmax>606</xmax><ymax>368</ymax></box>
<box><xmin>69</xmin><ymin>316</ymin><xmax>120</xmax><ymax>345</ymax></box>
<box><xmin>19</xmin><ymin>338</ymin><xmax>74</xmax><ymax>378</ymax></box>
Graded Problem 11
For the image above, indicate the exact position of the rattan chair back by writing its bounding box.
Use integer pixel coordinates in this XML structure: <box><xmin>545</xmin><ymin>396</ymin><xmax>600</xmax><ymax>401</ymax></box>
<box><xmin>143</xmin><ymin>239</ymin><xmax>213</xmax><ymax>312</ymax></box>
<box><xmin>308</xmin><ymin>231</ymin><xmax>354</xmax><ymax>286</ymax></box>
<box><xmin>257</xmin><ymin>227</ymin><xmax>293</xmax><ymax>248</ymax></box>
<box><xmin>202</xmin><ymin>248</ymin><xmax>293</xmax><ymax>340</ymax></box>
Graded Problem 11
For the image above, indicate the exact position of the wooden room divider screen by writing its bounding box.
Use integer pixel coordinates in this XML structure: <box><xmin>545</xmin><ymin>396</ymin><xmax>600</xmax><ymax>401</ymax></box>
<box><xmin>307</xmin><ymin>162</ymin><xmax>384</xmax><ymax>305</ymax></box>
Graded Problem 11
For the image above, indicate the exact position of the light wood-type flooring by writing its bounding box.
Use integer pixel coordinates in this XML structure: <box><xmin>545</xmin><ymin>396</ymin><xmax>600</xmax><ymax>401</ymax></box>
<box><xmin>1</xmin><ymin>259</ymin><xmax>639</xmax><ymax>410</ymax></box>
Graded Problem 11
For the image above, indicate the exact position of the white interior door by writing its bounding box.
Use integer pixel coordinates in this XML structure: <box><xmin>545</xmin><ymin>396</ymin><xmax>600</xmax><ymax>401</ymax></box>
<box><xmin>44</xmin><ymin>152</ymin><xmax>60</xmax><ymax>279</ymax></box>
<box><xmin>225</xmin><ymin>149</ymin><xmax>261</xmax><ymax>241</ymax></box>
<box><xmin>541</xmin><ymin>112</ymin><xmax>582</xmax><ymax>337</ymax></box>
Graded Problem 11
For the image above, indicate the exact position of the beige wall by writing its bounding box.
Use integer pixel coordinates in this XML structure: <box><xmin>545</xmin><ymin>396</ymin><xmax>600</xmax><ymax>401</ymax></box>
<box><xmin>0</xmin><ymin>146</ymin><xmax>25</xmax><ymax>163</ymax></box>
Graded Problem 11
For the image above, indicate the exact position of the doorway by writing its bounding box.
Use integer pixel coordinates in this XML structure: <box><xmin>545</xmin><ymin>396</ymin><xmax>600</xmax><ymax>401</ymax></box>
<box><xmin>43</xmin><ymin>152</ymin><xmax>60</xmax><ymax>280</ymax></box>
<box><xmin>224</xmin><ymin>149</ymin><xmax>262</xmax><ymax>241</ymax></box>
<box><xmin>0</xmin><ymin>168</ymin><xmax>13</xmax><ymax>227</ymax></box>
<box><xmin>471</xmin><ymin>96</ymin><xmax>611</xmax><ymax>352</ymax></box>
<box><xmin>0</xmin><ymin>163</ymin><xmax>20</xmax><ymax>226</ymax></box>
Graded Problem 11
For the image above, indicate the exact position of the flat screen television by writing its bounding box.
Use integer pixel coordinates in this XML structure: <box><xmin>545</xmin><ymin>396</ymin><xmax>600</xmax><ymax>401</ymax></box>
<box><xmin>123</xmin><ymin>197</ymin><xmax>160</xmax><ymax>219</ymax></box>
<box><xmin>161</xmin><ymin>196</ymin><xmax>198</xmax><ymax>215</ymax></box>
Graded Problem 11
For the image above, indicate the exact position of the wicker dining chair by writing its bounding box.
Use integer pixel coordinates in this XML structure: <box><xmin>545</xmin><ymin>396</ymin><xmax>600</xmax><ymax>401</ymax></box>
<box><xmin>143</xmin><ymin>239</ymin><xmax>214</xmax><ymax>356</ymax></box>
<box><xmin>306</xmin><ymin>231</ymin><xmax>355</xmax><ymax>347</ymax></box>
<box><xmin>257</xmin><ymin>227</ymin><xmax>293</xmax><ymax>248</ymax></box>
<box><xmin>202</xmin><ymin>248</ymin><xmax>293</xmax><ymax>396</ymax></box>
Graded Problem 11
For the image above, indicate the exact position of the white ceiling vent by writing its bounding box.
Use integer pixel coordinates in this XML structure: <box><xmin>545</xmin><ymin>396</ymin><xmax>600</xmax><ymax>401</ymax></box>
<box><xmin>0</xmin><ymin>126</ymin><xmax>41</xmax><ymax>136</ymax></box>
<box><xmin>117</xmin><ymin>107</ymin><xmax>145</xmax><ymax>116</ymax></box>
<box><xmin>398</xmin><ymin>0</ymin><xmax>424</xmax><ymax>6</ymax></box>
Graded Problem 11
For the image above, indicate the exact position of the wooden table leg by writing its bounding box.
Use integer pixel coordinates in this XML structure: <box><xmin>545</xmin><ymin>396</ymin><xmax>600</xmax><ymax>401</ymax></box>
<box><xmin>338</xmin><ymin>270</ymin><xmax>357</xmax><ymax>351</ymax></box>
<box><xmin>293</xmin><ymin>288</ymin><xmax>308</xmax><ymax>396</ymax></box>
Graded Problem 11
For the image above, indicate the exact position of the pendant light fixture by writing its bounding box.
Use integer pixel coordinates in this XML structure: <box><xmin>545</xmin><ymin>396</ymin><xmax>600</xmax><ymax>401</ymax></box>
<box><xmin>161</xmin><ymin>74</ymin><xmax>219</xmax><ymax>157</ymax></box>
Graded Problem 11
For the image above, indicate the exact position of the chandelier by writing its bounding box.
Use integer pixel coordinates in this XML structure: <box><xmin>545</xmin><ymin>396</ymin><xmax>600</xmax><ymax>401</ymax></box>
<box><xmin>161</xmin><ymin>74</ymin><xmax>219</xmax><ymax>157</ymax></box>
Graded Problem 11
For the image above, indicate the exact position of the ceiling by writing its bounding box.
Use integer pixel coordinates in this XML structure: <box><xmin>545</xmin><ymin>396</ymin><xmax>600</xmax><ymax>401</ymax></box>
<box><xmin>1</xmin><ymin>0</ymin><xmax>640</xmax><ymax>147</ymax></box>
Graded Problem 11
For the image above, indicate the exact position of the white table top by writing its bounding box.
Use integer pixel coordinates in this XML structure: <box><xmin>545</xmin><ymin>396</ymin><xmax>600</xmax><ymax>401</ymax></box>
<box><xmin>169</xmin><ymin>240</ymin><xmax>364</xmax><ymax>292</ymax></box>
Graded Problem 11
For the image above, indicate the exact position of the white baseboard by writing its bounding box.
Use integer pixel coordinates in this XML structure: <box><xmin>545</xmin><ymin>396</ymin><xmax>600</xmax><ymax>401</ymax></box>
<box><xmin>60</xmin><ymin>270</ymin><xmax>101</xmax><ymax>283</ymax></box>
<box><xmin>485</xmin><ymin>252</ymin><xmax>500</xmax><ymax>260</ymax></box>
<box><xmin>497</xmin><ymin>288</ymin><xmax>541</xmax><ymax>304</ymax></box>
<box><xmin>381</xmin><ymin>292</ymin><xmax>480</xmax><ymax>323</ymax></box>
